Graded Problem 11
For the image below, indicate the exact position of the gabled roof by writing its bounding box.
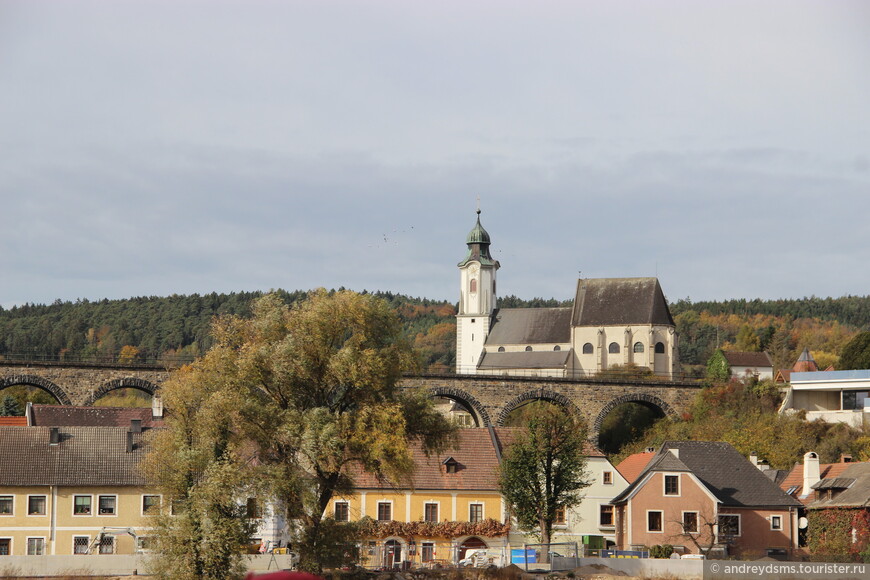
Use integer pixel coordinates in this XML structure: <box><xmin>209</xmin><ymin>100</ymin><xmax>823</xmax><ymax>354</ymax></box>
<box><xmin>478</xmin><ymin>350</ymin><xmax>571</xmax><ymax>370</ymax></box>
<box><xmin>723</xmin><ymin>351</ymin><xmax>773</xmax><ymax>368</ymax></box>
<box><xmin>612</xmin><ymin>441</ymin><xmax>800</xmax><ymax>508</ymax></box>
<box><xmin>780</xmin><ymin>460</ymin><xmax>856</xmax><ymax>505</ymax></box>
<box><xmin>805</xmin><ymin>462</ymin><xmax>870</xmax><ymax>509</ymax></box>
<box><xmin>615</xmin><ymin>451</ymin><xmax>656</xmax><ymax>483</ymax></box>
<box><xmin>28</xmin><ymin>404</ymin><xmax>162</xmax><ymax>429</ymax></box>
<box><xmin>486</xmin><ymin>308</ymin><xmax>572</xmax><ymax>345</ymax></box>
<box><xmin>0</xmin><ymin>426</ymin><xmax>148</xmax><ymax>487</ymax></box>
<box><xmin>572</xmin><ymin>278</ymin><xmax>674</xmax><ymax>327</ymax></box>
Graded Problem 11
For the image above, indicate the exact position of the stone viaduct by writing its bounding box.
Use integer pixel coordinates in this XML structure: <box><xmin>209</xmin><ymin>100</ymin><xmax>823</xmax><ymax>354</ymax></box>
<box><xmin>0</xmin><ymin>361</ymin><xmax>701</xmax><ymax>441</ymax></box>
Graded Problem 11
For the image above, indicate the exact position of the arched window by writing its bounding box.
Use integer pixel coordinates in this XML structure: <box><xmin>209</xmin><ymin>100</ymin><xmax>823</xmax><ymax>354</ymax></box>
<box><xmin>655</xmin><ymin>342</ymin><xmax>665</xmax><ymax>354</ymax></box>
<box><xmin>525</xmin><ymin>346</ymin><xmax>533</xmax><ymax>352</ymax></box>
<box><xmin>633</xmin><ymin>342</ymin><xmax>645</xmax><ymax>353</ymax></box>
<box><xmin>553</xmin><ymin>345</ymin><xmax>561</xmax><ymax>351</ymax></box>
<box><xmin>497</xmin><ymin>346</ymin><xmax>505</xmax><ymax>352</ymax></box>
<box><xmin>608</xmin><ymin>342</ymin><xmax>620</xmax><ymax>354</ymax></box>
<box><xmin>469</xmin><ymin>278</ymin><xmax>477</xmax><ymax>293</ymax></box>
<box><xmin>582</xmin><ymin>343</ymin><xmax>594</xmax><ymax>354</ymax></box>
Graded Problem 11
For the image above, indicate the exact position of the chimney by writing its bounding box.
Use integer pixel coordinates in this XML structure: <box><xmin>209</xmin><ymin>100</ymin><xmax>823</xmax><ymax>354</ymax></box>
<box><xmin>749</xmin><ymin>452</ymin><xmax>758</xmax><ymax>466</ymax></box>
<box><xmin>130</xmin><ymin>419</ymin><xmax>142</xmax><ymax>433</ymax></box>
<box><xmin>49</xmin><ymin>427</ymin><xmax>60</xmax><ymax>446</ymax></box>
<box><xmin>802</xmin><ymin>451</ymin><xmax>821</xmax><ymax>497</ymax></box>
<box><xmin>645</xmin><ymin>447</ymin><xmax>656</xmax><ymax>453</ymax></box>
<box><xmin>151</xmin><ymin>395</ymin><xmax>164</xmax><ymax>419</ymax></box>
<box><xmin>840</xmin><ymin>454</ymin><xmax>853</xmax><ymax>463</ymax></box>
<box><xmin>126</xmin><ymin>431</ymin><xmax>134</xmax><ymax>453</ymax></box>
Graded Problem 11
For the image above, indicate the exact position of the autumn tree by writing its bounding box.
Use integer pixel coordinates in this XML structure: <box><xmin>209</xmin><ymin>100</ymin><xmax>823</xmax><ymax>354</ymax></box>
<box><xmin>706</xmin><ymin>350</ymin><xmax>731</xmax><ymax>381</ymax></box>
<box><xmin>147</xmin><ymin>290</ymin><xmax>456</xmax><ymax>574</ymax></box>
<box><xmin>498</xmin><ymin>404</ymin><xmax>590</xmax><ymax>552</ymax></box>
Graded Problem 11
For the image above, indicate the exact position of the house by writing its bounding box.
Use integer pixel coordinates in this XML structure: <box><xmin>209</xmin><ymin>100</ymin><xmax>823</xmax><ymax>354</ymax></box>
<box><xmin>333</xmin><ymin>427</ymin><xmax>627</xmax><ymax>567</ymax></box>
<box><xmin>779</xmin><ymin>369</ymin><xmax>870</xmax><ymax>427</ymax></box>
<box><xmin>775</xmin><ymin>348</ymin><xmax>832</xmax><ymax>384</ymax></box>
<box><xmin>25</xmin><ymin>400</ymin><xmax>164</xmax><ymax>428</ymax></box>
<box><xmin>456</xmin><ymin>211</ymin><xmax>679</xmax><ymax>379</ymax></box>
<box><xmin>721</xmin><ymin>351</ymin><xmax>774</xmax><ymax>381</ymax></box>
<box><xmin>610</xmin><ymin>441</ymin><xmax>801</xmax><ymax>558</ymax></box>
<box><xmin>0</xmin><ymin>425</ymin><xmax>155</xmax><ymax>556</ymax></box>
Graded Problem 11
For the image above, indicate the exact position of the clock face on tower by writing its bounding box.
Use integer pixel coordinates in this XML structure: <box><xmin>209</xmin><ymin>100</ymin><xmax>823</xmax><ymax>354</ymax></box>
<box><xmin>469</xmin><ymin>263</ymin><xmax>479</xmax><ymax>275</ymax></box>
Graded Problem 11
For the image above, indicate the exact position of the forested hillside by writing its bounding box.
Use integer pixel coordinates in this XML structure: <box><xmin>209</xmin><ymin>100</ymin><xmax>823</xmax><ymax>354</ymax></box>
<box><xmin>3</xmin><ymin>291</ymin><xmax>870</xmax><ymax>373</ymax></box>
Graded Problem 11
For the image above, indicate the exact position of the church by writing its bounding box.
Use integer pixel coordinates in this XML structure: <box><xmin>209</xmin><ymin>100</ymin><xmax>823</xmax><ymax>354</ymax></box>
<box><xmin>456</xmin><ymin>211</ymin><xmax>679</xmax><ymax>379</ymax></box>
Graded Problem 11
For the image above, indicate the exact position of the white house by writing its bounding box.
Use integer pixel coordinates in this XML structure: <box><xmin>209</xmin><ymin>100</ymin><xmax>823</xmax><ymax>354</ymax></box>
<box><xmin>722</xmin><ymin>351</ymin><xmax>774</xmax><ymax>381</ymax></box>
<box><xmin>780</xmin><ymin>370</ymin><xmax>870</xmax><ymax>427</ymax></box>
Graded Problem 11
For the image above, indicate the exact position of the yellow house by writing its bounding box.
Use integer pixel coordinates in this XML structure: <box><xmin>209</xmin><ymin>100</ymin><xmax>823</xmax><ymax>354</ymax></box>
<box><xmin>334</xmin><ymin>428</ymin><xmax>512</xmax><ymax>568</ymax></box>
<box><xmin>0</xmin><ymin>425</ymin><xmax>156</xmax><ymax>556</ymax></box>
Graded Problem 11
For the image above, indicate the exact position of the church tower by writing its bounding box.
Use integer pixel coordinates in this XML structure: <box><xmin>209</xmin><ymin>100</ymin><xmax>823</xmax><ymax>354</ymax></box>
<box><xmin>456</xmin><ymin>209</ymin><xmax>499</xmax><ymax>374</ymax></box>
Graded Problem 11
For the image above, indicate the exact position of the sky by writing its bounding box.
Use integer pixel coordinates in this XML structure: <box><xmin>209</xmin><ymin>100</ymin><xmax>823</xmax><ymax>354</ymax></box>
<box><xmin>1</xmin><ymin>1</ymin><xmax>868</xmax><ymax>309</ymax></box>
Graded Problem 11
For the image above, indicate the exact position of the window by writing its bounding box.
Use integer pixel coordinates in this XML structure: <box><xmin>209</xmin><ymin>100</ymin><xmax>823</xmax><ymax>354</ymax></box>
<box><xmin>421</xmin><ymin>542</ymin><xmax>435</xmax><ymax>562</ymax></box>
<box><xmin>73</xmin><ymin>536</ymin><xmax>90</xmax><ymax>555</ymax></box>
<box><xmin>497</xmin><ymin>346</ymin><xmax>505</xmax><ymax>352</ymax></box>
<box><xmin>424</xmin><ymin>503</ymin><xmax>438</xmax><ymax>523</ymax></box>
<box><xmin>28</xmin><ymin>496</ymin><xmax>46</xmax><ymax>516</ymax></box>
<box><xmin>98</xmin><ymin>495</ymin><xmax>117</xmax><ymax>515</ymax></box>
<box><xmin>718</xmin><ymin>514</ymin><xmax>740</xmax><ymax>538</ymax></box>
<box><xmin>142</xmin><ymin>495</ymin><xmax>160</xmax><ymax>515</ymax></box>
<box><xmin>137</xmin><ymin>536</ymin><xmax>155</xmax><ymax>553</ymax></box>
<box><xmin>633</xmin><ymin>342</ymin><xmax>645</xmax><ymax>353</ymax></box>
<box><xmin>246</xmin><ymin>498</ymin><xmax>260</xmax><ymax>519</ymax></box>
<box><xmin>444</xmin><ymin>458</ymin><xmax>459</xmax><ymax>474</ymax></box>
<box><xmin>98</xmin><ymin>535</ymin><xmax>114</xmax><ymax>555</ymax></box>
<box><xmin>599</xmin><ymin>505</ymin><xmax>614</xmax><ymax>527</ymax></box>
<box><xmin>27</xmin><ymin>537</ymin><xmax>45</xmax><ymax>555</ymax></box>
<box><xmin>553</xmin><ymin>345</ymin><xmax>561</xmax><ymax>351</ymax></box>
<box><xmin>0</xmin><ymin>538</ymin><xmax>10</xmax><ymax>555</ymax></box>
<box><xmin>682</xmin><ymin>512</ymin><xmax>698</xmax><ymax>534</ymax></box>
<box><xmin>647</xmin><ymin>511</ymin><xmax>663</xmax><ymax>532</ymax></box>
<box><xmin>843</xmin><ymin>390</ymin><xmax>870</xmax><ymax>410</ymax></box>
<box><xmin>664</xmin><ymin>475</ymin><xmax>680</xmax><ymax>496</ymax></box>
<box><xmin>74</xmin><ymin>495</ymin><xmax>92</xmax><ymax>515</ymax></box>
<box><xmin>554</xmin><ymin>507</ymin><xmax>566</xmax><ymax>525</ymax></box>
<box><xmin>0</xmin><ymin>496</ymin><xmax>12</xmax><ymax>515</ymax></box>
<box><xmin>655</xmin><ymin>342</ymin><xmax>665</xmax><ymax>354</ymax></box>
<box><xmin>608</xmin><ymin>342</ymin><xmax>620</xmax><ymax>354</ymax></box>
<box><xmin>469</xmin><ymin>279</ymin><xmax>477</xmax><ymax>293</ymax></box>
<box><xmin>770</xmin><ymin>515</ymin><xmax>782</xmax><ymax>531</ymax></box>
<box><xmin>469</xmin><ymin>503</ymin><xmax>483</xmax><ymax>523</ymax></box>
<box><xmin>602</xmin><ymin>471</ymin><xmax>613</xmax><ymax>485</ymax></box>
<box><xmin>525</xmin><ymin>346</ymin><xmax>532</xmax><ymax>351</ymax></box>
<box><xmin>334</xmin><ymin>501</ymin><xmax>349</xmax><ymax>522</ymax></box>
<box><xmin>377</xmin><ymin>502</ymin><xmax>392</xmax><ymax>522</ymax></box>
<box><xmin>582</xmin><ymin>343</ymin><xmax>594</xmax><ymax>354</ymax></box>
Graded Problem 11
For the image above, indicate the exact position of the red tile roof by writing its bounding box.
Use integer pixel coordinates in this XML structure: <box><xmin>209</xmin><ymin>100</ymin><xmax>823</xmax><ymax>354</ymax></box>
<box><xmin>780</xmin><ymin>461</ymin><xmax>855</xmax><ymax>505</ymax></box>
<box><xmin>615</xmin><ymin>451</ymin><xmax>655</xmax><ymax>483</ymax></box>
<box><xmin>0</xmin><ymin>416</ymin><xmax>27</xmax><ymax>426</ymax></box>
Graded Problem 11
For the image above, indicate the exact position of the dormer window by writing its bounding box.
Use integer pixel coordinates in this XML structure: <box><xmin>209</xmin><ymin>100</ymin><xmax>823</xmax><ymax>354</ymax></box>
<box><xmin>443</xmin><ymin>457</ymin><xmax>459</xmax><ymax>474</ymax></box>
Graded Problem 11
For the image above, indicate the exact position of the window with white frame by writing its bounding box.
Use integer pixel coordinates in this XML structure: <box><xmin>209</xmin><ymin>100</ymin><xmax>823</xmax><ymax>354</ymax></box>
<box><xmin>334</xmin><ymin>501</ymin><xmax>349</xmax><ymax>522</ymax></box>
<box><xmin>682</xmin><ymin>511</ymin><xmax>698</xmax><ymax>534</ymax></box>
<box><xmin>376</xmin><ymin>501</ymin><xmax>392</xmax><ymax>522</ymax></box>
<box><xmin>0</xmin><ymin>496</ymin><xmax>12</xmax><ymax>515</ymax></box>
<box><xmin>74</xmin><ymin>495</ymin><xmax>92</xmax><ymax>515</ymax></box>
<box><xmin>142</xmin><ymin>495</ymin><xmax>161</xmax><ymax>515</ymax></box>
<box><xmin>469</xmin><ymin>503</ymin><xmax>483</xmax><ymax>522</ymax></box>
<box><xmin>664</xmin><ymin>474</ymin><xmax>680</xmax><ymax>496</ymax></box>
<box><xmin>647</xmin><ymin>511</ymin><xmax>663</xmax><ymax>532</ymax></box>
<box><xmin>0</xmin><ymin>538</ymin><xmax>10</xmax><ymax>555</ymax></box>
<box><xmin>770</xmin><ymin>515</ymin><xmax>783</xmax><ymax>531</ymax></box>
<box><xmin>98</xmin><ymin>495</ymin><xmax>117</xmax><ymax>515</ymax></box>
<box><xmin>26</xmin><ymin>537</ymin><xmax>45</xmax><ymax>555</ymax></box>
<box><xmin>718</xmin><ymin>514</ymin><xmax>740</xmax><ymax>538</ymax></box>
<box><xmin>599</xmin><ymin>505</ymin><xmax>614</xmax><ymax>527</ymax></box>
<box><xmin>98</xmin><ymin>535</ymin><xmax>115</xmax><ymax>554</ymax></box>
<box><xmin>421</xmin><ymin>542</ymin><xmax>435</xmax><ymax>562</ymax></box>
<box><xmin>424</xmin><ymin>502</ymin><xmax>438</xmax><ymax>522</ymax></box>
<box><xmin>73</xmin><ymin>536</ymin><xmax>90</xmax><ymax>554</ymax></box>
<box><xmin>27</xmin><ymin>496</ymin><xmax>46</xmax><ymax>516</ymax></box>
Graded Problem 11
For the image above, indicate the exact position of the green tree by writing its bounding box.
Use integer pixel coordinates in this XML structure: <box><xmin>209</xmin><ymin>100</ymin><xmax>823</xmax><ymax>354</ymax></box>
<box><xmin>147</xmin><ymin>290</ymin><xmax>456</xmax><ymax>574</ymax></box>
<box><xmin>735</xmin><ymin>325</ymin><xmax>761</xmax><ymax>351</ymax></box>
<box><xmin>706</xmin><ymin>349</ymin><xmax>731</xmax><ymax>381</ymax></box>
<box><xmin>498</xmin><ymin>405</ymin><xmax>590</xmax><ymax>551</ymax></box>
<box><xmin>1</xmin><ymin>394</ymin><xmax>23</xmax><ymax>416</ymax></box>
<box><xmin>839</xmin><ymin>332</ymin><xmax>870</xmax><ymax>370</ymax></box>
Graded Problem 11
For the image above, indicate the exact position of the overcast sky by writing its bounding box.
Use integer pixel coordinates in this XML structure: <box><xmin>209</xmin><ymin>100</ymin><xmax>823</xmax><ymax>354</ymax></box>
<box><xmin>1</xmin><ymin>1</ymin><xmax>868</xmax><ymax>309</ymax></box>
